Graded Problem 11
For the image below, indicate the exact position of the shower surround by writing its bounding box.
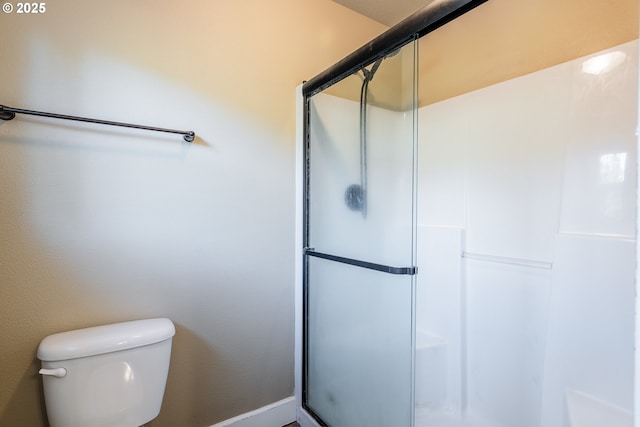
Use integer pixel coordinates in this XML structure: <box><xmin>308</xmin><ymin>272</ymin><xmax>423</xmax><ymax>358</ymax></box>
<box><xmin>301</xmin><ymin>39</ymin><xmax>636</xmax><ymax>427</ymax></box>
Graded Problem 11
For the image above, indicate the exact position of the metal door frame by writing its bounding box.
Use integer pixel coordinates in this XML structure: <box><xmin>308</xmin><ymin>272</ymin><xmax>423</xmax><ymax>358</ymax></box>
<box><xmin>299</xmin><ymin>1</ymin><xmax>490</xmax><ymax>425</ymax></box>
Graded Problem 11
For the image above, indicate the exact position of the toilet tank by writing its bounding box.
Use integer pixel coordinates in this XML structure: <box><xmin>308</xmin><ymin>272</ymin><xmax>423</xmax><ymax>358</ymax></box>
<box><xmin>37</xmin><ymin>318</ymin><xmax>175</xmax><ymax>427</ymax></box>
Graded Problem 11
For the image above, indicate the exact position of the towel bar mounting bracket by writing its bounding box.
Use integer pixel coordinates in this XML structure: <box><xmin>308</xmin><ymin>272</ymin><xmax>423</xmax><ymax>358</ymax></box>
<box><xmin>0</xmin><ymin>108</ymin><xmax>15</xmax><ymax>121</ymax></box>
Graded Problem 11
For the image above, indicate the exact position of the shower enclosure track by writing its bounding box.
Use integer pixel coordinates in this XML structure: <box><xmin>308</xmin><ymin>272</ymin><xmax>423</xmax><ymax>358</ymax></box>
<box><xmin>300</xmin><ymin>1</ymin><xmax>491</xmax><ymax>426</ymax></box>
<box><xmin>0</xmin><ymin>104</ymin><xmax>195</xmax><ymax>142</ymax></box>
<box><xmin>302</xmin><ymin>0</ymin><xmax>489</xmax><ymax>97</ymax></box>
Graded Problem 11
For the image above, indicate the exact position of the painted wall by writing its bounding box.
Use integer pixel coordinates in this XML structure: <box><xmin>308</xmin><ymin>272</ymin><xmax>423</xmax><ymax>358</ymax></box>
<box><xmin>0</xmin><ymin>1</ymin><xmax>387</xmax><ymax>426</ymax></box>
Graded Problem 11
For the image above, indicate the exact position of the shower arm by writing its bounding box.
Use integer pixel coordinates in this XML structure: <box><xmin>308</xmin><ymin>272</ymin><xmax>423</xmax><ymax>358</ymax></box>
<box><xmin>0</xmin><ymin>104</ymin><xmax>196</xmax><ymax>143</ymax></box>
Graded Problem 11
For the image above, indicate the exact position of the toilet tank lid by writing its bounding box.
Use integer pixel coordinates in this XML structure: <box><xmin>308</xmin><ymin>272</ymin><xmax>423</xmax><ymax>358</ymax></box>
<box><xmin>37</xmin><ymin>318</ymin><xmax>175</xmax><ymax>362</ymax></box>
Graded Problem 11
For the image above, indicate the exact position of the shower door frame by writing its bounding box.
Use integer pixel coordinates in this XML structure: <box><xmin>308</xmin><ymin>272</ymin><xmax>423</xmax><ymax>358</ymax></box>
<box><xmin>301</xmin><ymin>59</ymin><xmax>420</xmax><ymax>425</ymax></box>
<box><xmin>296</xmin><ymin>1</ymin><xmax>490</xmax><ymax>425</ymax></box>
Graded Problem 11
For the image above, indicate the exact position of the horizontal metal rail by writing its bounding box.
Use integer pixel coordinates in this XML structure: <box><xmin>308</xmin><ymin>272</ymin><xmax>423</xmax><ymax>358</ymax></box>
<box><xmin>302</xmin><ymin>0</ymin><xmax>489</xmax><ymax>97</ymax></box>
<box><xmin>305</xmin><ymin>249</ymin><xmax>417</xmax><ymax>275</ymax></box>
<box><xmin>0</xmin><ymin>104</ymin><xmax>195</xmax><ymax>142</ymax></box>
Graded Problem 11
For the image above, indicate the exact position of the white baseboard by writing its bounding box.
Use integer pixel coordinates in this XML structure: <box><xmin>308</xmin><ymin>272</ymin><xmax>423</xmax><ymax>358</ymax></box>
<box><xmin>209</xmin><ymin>396</ymin><xmax>296</xmax><ymax>427</ymax></box>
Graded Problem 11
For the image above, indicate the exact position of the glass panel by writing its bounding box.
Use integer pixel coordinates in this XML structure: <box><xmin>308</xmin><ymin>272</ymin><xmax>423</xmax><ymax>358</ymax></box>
<box><xmin>414</xmin><ymin>3</ymin><xmax>637</xmax><ymax>427</ymax></box>
<box><xmin>306</xmin><ymin>257</ymin><xmax>414</xmax><ymax>427</ymax></box>
<box><xmin>304</xmin><ymin>39</ymin><xmax>418</xmax><ymax>426</ymax></box>
<box><xmin>307</xmin><ymin>41</ymin><xmax>417</xmax><ymax>268</ymax></box>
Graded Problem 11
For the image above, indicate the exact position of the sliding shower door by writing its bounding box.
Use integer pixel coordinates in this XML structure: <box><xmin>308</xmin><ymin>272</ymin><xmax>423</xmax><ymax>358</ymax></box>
<box><xmin>303</xmin><ymin>40</ymin><xmax>418</xmax><ymax>426</ymax></box>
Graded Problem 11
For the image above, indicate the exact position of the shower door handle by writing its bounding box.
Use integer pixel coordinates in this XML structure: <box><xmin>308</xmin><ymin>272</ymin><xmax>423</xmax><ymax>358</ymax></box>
<box><xmin>305</xmin><ymin>249</ymin><xmax>417</xmax><ymax>275</ymax></box>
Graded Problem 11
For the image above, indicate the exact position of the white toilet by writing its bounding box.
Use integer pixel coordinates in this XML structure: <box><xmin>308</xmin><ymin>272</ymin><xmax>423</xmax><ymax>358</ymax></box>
<box><xmin>37</xmin><ymin>317</ymin><xmax>175</xmax><ymax>427</ymax></box>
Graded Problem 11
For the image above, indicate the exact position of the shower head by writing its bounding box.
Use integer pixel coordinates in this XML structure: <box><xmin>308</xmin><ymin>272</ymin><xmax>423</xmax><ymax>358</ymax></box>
<box><xmin>345</xmin><ymin>184</ymin><xmax>366</xmax><ymax>215</ymax></box>
<box><xmin>385</xmin><ymin>48</ymin><xmax>401</xmax><ymax>59</ymax></box>
<box><xmin>368</xmin><ymin>59</ymin><xmax>384</xmax><ymax>81</ymax></box>
<box><xmin>362</xmin><ymin>48</ymin><xmax>401</xmax><ymax>83</ymax></box>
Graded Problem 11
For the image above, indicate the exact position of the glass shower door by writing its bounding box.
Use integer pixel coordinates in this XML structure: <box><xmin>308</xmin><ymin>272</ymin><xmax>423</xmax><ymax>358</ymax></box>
<box><xmin>303</xmin><ymin>40</ymin><xmax>418</xmax><ymax>427</ymax></box>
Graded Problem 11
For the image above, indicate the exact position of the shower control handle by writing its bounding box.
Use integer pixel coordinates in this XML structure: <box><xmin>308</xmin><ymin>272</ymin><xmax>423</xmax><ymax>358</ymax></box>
<box><xmin>39</xmin><ymin>367</ymin><xmax>67</xmax><ymax>378</ymax></box>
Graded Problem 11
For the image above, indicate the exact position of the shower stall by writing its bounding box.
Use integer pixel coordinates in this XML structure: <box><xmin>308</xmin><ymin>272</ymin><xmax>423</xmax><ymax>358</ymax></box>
<box><xmin>296</xmin><ymin>1</ymin><xmax>638</xmax><ymax>426</ymax></box>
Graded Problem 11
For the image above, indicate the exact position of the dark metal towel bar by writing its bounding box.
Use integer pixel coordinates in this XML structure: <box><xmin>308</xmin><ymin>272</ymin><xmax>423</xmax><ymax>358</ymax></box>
<box><xmin>0</xmin><ymin>104</ymin><xmax>195</xmax><ymax>142</ymax></box>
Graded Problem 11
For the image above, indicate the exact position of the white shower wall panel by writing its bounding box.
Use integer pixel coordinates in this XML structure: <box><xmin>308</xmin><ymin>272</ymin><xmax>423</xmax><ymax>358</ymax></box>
<box><xmin>415</xmin><ymin>226</ymin><xmax>464</xmax><ymax>409</ymax></box>
<box><xmin>465</xmin><ymin>260</ymin><xmax>551</xmax><ymax>427</ymax></box>
<box><xmin>417</xmin><ymin>99</ymin><xmax>467</xmax><ymax>228</ymax></box>
<box><xmin>559</xmin><ymin>44</ymin><xmax>638</xmax><ymax>238</ymax></box>
<box><xmin>539</xmin><ymin>235</ymin><xmax>635</xmax><ymax>426</ymax></box>
<box><xmin>417</xmin><ymin>39</ymin><xmax>637</xmax><ymax>427</ymax></box>
<box><xmin>418</xmin><ymin>42</ymin><xmax>637</xmax><ymax>260</ymax></box>
<box><xmin>454</xmin><ymin>61</ymin><xmax>568</xmax><ymax>263</ymax></box>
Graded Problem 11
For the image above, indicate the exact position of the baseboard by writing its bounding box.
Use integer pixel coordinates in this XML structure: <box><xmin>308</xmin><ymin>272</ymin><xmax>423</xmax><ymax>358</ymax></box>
<box><xmin>209</xmin><ymin>396</ymin><xmax>296</xmax><ymax>427</ymax></box>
